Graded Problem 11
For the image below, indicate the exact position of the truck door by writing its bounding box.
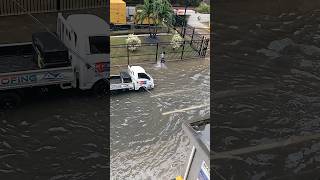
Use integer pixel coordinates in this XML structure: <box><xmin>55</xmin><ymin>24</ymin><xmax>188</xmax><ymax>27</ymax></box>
<box><xmin>78</xmin><ymin>36</ymin><xmax>109</xmax><ymax>90</ymax></box>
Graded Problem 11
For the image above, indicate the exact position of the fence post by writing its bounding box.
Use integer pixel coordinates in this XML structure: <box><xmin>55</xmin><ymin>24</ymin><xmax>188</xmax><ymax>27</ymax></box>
<box><xmin>156</xmin><ymin>43</ymin><xmax>159</xmax><ymax>63</ymax></box>
<box><xmin>190</xmin><ymin>27</ymin><xmax>195</xmax><ymax>45</ymax></box>
<box><xmin>127</xmin><ymin>45</ymin><xmax>130</xmax><ymax>65</ymax></box>
<box><xmin>198</xmin><ymin>36</ymin><xmax>205</xmax><ymax>56</ymax></box>
<box><xmin>57</xmin><ymin>0</ymin><xmax>61</xmax><ymax>11</ymax></box>
<box><xmin>181</xmin><ymin>40</ymin><xmax>186</xmax><ymax>60</ymax></box>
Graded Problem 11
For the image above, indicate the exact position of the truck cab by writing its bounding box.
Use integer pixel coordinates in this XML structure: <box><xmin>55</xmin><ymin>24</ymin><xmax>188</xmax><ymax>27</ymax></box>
<box><xmin>57</xmin><ymin>13</ymin><xmax>109</xmax><ymax>91</ymax></box>
<box><xmin>128</xmin><ymin>66</ymin><xmax>154</xmax><ymax>90</ymax></box>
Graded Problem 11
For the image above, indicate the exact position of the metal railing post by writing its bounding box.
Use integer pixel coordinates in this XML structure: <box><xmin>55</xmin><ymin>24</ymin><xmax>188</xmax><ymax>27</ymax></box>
<box><xmin>57</xmin><ymin>0</ymin><xmax>60</xmax><ymax>11</ymax></box>
<box><xmin>190</xmin><ymin>27</ymin><xmax>195</xmax><ymax>45</ymax></box>
<box><xmin>156</xmin><ymin>43</ymin><xmax>159</xmax><ymax>63</ymax></box>
<box><xmin>127</xmin><ymin>45</ymin><xmax>130</xmax><ymax>65</ymax></box>
<box><xmin>181</xmin><ymin>40</ymin><xmax>186</xmax><ymax>60</ymax></box>
<box><xmin>198</xmin><ymin>36</ymin><xmax>204</xmax><ymax>56</ymax></box>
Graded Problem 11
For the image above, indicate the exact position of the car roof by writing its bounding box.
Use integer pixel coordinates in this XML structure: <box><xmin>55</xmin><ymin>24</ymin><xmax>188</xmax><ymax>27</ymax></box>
<box><xmin>66</xmin><ymin>14</ymin><xmax>108</xmax><ymax>36</ymax></box>
<box><xmin>130</xmin><ymin>66</ymin><xmax>146</xmax><ymax>73</ymax></box>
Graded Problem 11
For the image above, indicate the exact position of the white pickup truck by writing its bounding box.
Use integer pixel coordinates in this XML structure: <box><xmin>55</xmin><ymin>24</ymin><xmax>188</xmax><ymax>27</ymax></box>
<box><xmin>110</xmin><ymin>66</ymin><xmax>154</xmax><ymax>91</ymax></box>
<box><xmin>0</xmin><ymin>13</ymin><xmax>109</xmax><ymax>108</ymax></box>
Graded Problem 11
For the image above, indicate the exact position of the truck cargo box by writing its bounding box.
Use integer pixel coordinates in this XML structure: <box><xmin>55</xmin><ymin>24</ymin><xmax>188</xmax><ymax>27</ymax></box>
<box><xmin>110</xmin><ymin>0</ymin><xmax>127</xmax><ymax>24</ymax></box>
<box><xmin>32</xmin><ymin>32</ymin><xmax>70</xmax><ymax>68</ymax></box>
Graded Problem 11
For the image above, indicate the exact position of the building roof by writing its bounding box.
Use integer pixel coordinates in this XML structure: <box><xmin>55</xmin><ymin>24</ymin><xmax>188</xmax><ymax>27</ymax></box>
<box><xmin>110</xmin><ymin>0</ymin><xmax>125</xmax><ymax>4</ymax></box>
<box><xmin>66</xmin><ymin>14</ymin><xmax>108</xmax><ymax>36</ymax></box>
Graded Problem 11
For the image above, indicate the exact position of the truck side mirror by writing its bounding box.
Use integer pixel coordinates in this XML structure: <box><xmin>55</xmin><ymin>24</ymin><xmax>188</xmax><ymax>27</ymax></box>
<box><xmin>69</xmin><ymin>55</ymin><xmax>72</xmax><ymax>60</ymax></box>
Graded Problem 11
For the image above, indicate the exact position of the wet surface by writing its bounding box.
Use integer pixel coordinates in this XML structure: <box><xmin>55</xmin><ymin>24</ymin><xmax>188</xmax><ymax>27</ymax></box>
<box><xmin>0</xmin><ymin>89</ymin><xmax>108</xmax><ymax>179</ymax></box>
<box><xmin>213</xmin><ymin>6</ymin><xmax>320</xmax><ymax>180</ymax></box>
<box><xmin>110</xmin><ymin>59</ymin><xmax>210</xmax><ymax>179</ymax></box>
<box><xmin>0</xmin><ymin>10</ymin><xmax>109</xmax><ymax>179</ymax></box>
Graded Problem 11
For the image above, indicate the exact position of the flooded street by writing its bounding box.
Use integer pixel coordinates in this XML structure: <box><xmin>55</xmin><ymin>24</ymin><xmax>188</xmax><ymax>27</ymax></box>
<box><xmin>0</xmin><ymin>90</ymin><xmax>108</xmax><ymax>179</ymax></box>
<box><xmin>0</xmin><ymin>58</ymin><xmax>209</xmax><ymax>179</ymax></box>
<box><xmin>213</xmin><ymin>7</ymin><xmax>320</xmax><ymax>179</ymax></box>
<box><xmin>110</xmin><ymin>59</ymin><xmax>210</xmax><ymax>179</ymax></box>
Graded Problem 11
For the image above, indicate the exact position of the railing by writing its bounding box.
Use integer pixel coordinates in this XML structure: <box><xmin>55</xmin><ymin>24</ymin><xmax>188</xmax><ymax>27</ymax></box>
<box><xmin>110</xmin><ymin>39</ymin><xmax>209</xmax><ymax>67</ymax></box>
<box><xmin>0</xmin><ymin>0</ymin><xmax>107</xmax><ymax>16</ymax></box>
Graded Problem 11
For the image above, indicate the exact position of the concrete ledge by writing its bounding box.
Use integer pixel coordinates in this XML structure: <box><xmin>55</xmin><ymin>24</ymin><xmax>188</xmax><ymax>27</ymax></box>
<box><xmin>0</xmin><ymin>8</ymin><xmax>106</xmax><ymax>44</ymax></box>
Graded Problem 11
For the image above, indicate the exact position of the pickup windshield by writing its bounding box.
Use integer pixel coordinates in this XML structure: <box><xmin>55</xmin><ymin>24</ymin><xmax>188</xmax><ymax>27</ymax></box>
<box><xmin>89</xmin><ymin>36</ymin><xmax>109</xmax><ymax>54</ymax></box>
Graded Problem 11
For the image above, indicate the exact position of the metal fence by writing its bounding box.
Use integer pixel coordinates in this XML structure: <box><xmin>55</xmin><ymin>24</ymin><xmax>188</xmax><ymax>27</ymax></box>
<box><xmin>110</xmin><ymin>39</ymin><xmax>209</xmax><ymax>67</ymax></box>
<box><xmin>0</xmin><ymin>0</ymin><xmax>107</xmax><ymax>16</ymax></box>
<box><xmin>110</xmin><ymin>24</ymin><xmax>172</xmax><ymax>36</ymax></box>
<box><xmin>173</xmin><ymin>15</ymin><xmax>210</xmax><ymax>57</ymax></box>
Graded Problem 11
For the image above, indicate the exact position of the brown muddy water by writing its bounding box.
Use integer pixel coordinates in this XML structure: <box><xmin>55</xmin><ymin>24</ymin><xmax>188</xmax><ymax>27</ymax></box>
<box><xmin>0</xmin><ymin>88</ymin><xmax>108</xmax><ymax>179</ymax></box>
<box><xmin>213</xmin><ymin>8</ymin><xmax>320</xmax><ymax>180</ymax></box>
<box><xmin>110</xmin><ymin>59</ymin><xmax>210</xmax><ymax>179</ymax></box>
<box><xmin>0</xmin><ymin>58</ymin><xmax>209</xmax><ymax>179</ymax></box>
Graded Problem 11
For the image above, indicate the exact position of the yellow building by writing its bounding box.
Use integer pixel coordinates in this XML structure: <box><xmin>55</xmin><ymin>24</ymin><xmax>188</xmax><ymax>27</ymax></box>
<box><xmin>110</xmin><ymin>0</ymin><xmax>126</xmax><ymax>24</ymax></box>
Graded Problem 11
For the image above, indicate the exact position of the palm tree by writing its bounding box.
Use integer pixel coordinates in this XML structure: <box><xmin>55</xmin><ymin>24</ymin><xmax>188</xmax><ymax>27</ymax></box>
<box><xmin>135</xmin><ymin>0</ymin><xmax>154</xmax><ymax>37</ymax></box>
<box><xmin>135</xmin><ymin>0</ymin><xmax>174</xmax><ymax>38</ymax></box>
<box><xmin>152</xmin><ymin>0</ymin><xmax>174</xmax><ymax>38</ymax></box>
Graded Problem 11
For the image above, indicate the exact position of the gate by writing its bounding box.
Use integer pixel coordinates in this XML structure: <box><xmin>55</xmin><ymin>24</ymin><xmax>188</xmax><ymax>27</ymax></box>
<box><xmin>0</xmin><ymin>0</ymin><xmax>107</xmax><ymax>16</ymax></box>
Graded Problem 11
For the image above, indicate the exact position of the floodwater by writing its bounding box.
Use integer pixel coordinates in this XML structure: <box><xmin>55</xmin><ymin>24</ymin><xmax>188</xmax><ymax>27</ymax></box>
<box><xmin>213</xmin><ymin>9</ymin><xmax>320</xmax><ymax>179</ymax></box>
<box><xmin>110</xmin><ymin>59</ymin><xmax>210</xmax><ymax>179</ymax></box>
<box><xmin>0</xmin><ymin>89</ymin><xmax>109</xmax><ymax>179</ymax></box>
<box><xmin>0</xmin><ymin>58</ymin><xmax>209</xmax><ymax>179</ymax></box>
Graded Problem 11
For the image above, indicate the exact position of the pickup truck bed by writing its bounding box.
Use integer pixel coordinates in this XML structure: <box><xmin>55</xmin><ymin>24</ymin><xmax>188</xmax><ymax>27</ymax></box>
<box><xmin>0</xmin><ymin>55</ymin><xmax>38</xmax><ymax>73</ymax></box>
<box><xmin>110</xmin><ymin>76</ymin><xmax>122</xmax><ymax>84</ymax></box>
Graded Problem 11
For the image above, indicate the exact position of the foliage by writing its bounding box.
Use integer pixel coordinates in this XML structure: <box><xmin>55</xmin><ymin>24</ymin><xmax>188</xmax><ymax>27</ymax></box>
<box><xmin>135</xmin><ymin>0</ymin><xmax>174</xmax><ymax>38</ymax></box>
<box><xmin>124</xmin><ymin>0</ymin><xmax>200</xmax><ymax>6</ymax></box>
<box><xmin>195</xmin><ymin>2</ymin><xmax>210</xmax><ymax>14</ymax></box>
<box><xmin>170</xmin><ymin>32</ymin><xmax>183</xmax><ymax>49</ymax></box>
<box><xmin>126</xmin><ymin>34</ymin><xmax>141</xmax><ymax>51</ymax></box>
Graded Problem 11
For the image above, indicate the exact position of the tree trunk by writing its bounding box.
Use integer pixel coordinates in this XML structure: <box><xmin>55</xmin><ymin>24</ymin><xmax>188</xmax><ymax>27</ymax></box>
<box><xmin>148</xmin><ymin>18</ymin><xmax>152</xmax><ymax>38</ymax></box>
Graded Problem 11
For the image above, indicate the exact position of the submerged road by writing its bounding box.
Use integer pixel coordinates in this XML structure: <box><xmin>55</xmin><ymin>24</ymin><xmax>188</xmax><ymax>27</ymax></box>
<box><xmin>213</xmin><ymin>5</ymin><xmax>320</xmax><ymax>179</ymax></box>
<box><xmin>110</xmin><ymin>59</ymin><xmax>210</xmax><ymax>179</ymax></box>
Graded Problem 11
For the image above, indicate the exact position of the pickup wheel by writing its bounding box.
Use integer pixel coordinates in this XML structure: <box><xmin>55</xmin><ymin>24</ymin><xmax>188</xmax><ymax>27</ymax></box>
<box><xmin>0</xmin><ymin>92</ymin><xmax>21</xmax><ymax>109</ymax></box>
<box><xmin>93</xmin><ymin>80</ymin><xmax>109</xmax><ymax>96</ymax></box>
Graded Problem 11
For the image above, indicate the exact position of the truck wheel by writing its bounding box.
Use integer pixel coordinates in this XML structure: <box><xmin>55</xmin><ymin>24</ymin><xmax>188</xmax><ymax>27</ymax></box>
<box><xmin>0</xmin><ymin>93</ymin><xmax>21</xmax><ymax>109</ymax></box>
<box><xmin>93</xmin><ymin>80</ymin><xmax>109</xmax><ymax>96</ymax></box>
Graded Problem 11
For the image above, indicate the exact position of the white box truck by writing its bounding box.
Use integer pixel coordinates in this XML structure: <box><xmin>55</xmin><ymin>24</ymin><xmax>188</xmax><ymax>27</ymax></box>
<box><xmin>0</xmin><ymin>13</ymin><xmax>109</xmax><ymax>108</ymax></box>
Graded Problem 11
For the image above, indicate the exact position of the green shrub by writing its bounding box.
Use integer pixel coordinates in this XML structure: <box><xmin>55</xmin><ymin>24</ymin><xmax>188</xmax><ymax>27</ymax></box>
<box><xmin>196</xmin><ymin>2</ymin><xmax>210</xmax><ymax>14</ymax></box>
<box><xmin>170</xmin><ymin>32</ymin><xmax>183</xmax><ymax>50</ymax></box>
<box><xmin>126</xmin><ymin>34</ymin><xmax>141</xmax><ymax>51</ymax></box>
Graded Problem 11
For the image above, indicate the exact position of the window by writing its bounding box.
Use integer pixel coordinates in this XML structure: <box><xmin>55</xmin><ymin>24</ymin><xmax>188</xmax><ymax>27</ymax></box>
<box><xmin>123</xmin><ymin>77</ymin><xmax>132</xmax><ymax>83</ymax></box>
<box><xmin>138</xmin><ymin>73</ymin><xmax>150</xmax><ymax>80</ymax></box>
<box><xmin>89</xmin><ymin>36</ymin><xmax>109</xmax><ymax>54</ymax></box>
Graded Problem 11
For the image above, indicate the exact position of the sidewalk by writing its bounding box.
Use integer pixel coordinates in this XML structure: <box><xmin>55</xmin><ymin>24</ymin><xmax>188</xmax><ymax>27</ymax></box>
<box><xmin>0</xmin><ymin>8</ymin><xmax>106</xmax><ymax>44</ymax></box>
